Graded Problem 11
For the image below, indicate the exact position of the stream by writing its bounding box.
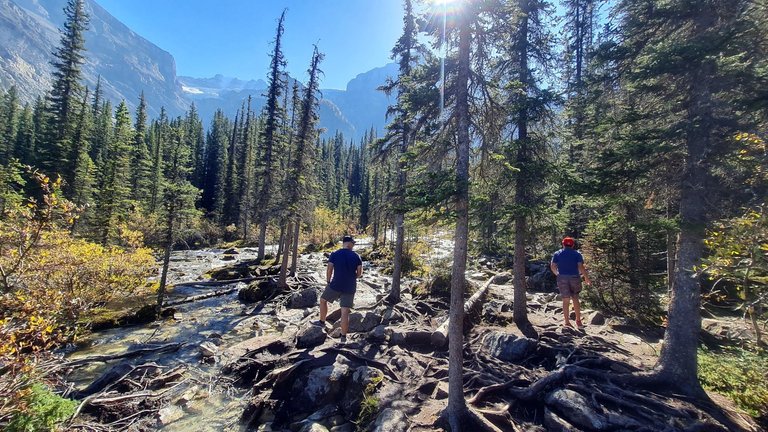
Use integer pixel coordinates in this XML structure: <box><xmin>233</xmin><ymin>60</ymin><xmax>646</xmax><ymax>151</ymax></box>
<box><xmin>64</xmin><ymin>240</ymin><xmax>401</xmax><ymax>431</ymax></box>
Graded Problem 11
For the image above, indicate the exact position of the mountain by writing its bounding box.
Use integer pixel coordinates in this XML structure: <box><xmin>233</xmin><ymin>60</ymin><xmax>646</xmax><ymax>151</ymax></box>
<box><xmin>179</xmin><ymin>64</ymin><xmax>397</xmax><ymax>140</ymax></box>
<box><xmin>0</xmin><ymin>0</ymin><xmax>187</xmax><ymax>117</ymax></box>
<box><xmin>0</xmin><ymin>0</ymin><xmax>394</xmax><ymax>140</ymax></box>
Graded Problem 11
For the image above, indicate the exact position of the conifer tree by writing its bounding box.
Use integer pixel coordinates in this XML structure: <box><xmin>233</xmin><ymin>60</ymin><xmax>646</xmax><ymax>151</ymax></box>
<box><xmin>201</xmin><ymin>110</ymin><xmax>231</xmax><ymax>220</ymax></box>
<box><xmin>0</xmin><ymin>87</ymin><xmax>19</xmax><ymax>164</ymax></box>
<box><xmin>279</xmin><ymin>46</ymin><xmax>323</xmax><ymax>285</ymax></box>
<box><xmin>130</xmin><ymin>92</ymin><xmax>152</xmax><ymax>207</ymax></box>
<box><xmin>43</xmin><ymin>0</ymin><xmax>89</xmax><ymax>179</ymax></box>
<box><xmin>69</xmin><ymin>88</ymin><xmax>95</xmax><ymax>223</ymax></box>
<box><xmin>380</xmin><ymin>0</ymin><xmax>419</xmax><ymax>304</ymax></box>
<box><xmin>148</xmin><ymin>108</ymin><xmax>169</xmax><ymax>214</ymax></box>
<box><xmin>156</xmin><ymin>121</ymin><xmax>200</xmax><ymax>314</ymax></box>
<box><xmin>256</xmin><ymin>10</ymin><xmax>287</xmax><ymax>261</ymax></box>
<box><xmin>609</xmin><ymin>0</ymin><xmax>768</xmax><ymax>397</ymax></box>
<box><xmin>501</xmin><ymin>0</ymin><xmax>559</xmax><ymax>326</ymax></box>
<box><xmin>186</xmin><ymin>103</ymin><xmax>206</xmax><ymax>189</ymax></box>
<box><xmin>94</xmin><ymin>101</ymin><xmax>133</xmax><ymax>243</ymax></box>
<box><xmin>14</xmin><ymin>104</ymin><xmax>35</xmax><ymax>166</ymax></box>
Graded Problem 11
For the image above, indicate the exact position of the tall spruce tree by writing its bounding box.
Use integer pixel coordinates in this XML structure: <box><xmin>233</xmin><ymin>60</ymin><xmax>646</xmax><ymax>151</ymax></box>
<box><xmin>201</xmin><ymin>110</ymin><xmax>231</xmax><ymax>220</ymax></box>
<box><xmin>94</xmin><ymin>101</ymin><xmax>133</xmax><ymax>244</ymax></box>
<box><xmin>43</xmin><ymin>0</ymin><xmax>89</xmax><ymax>183</ymax></box>
<box><xmin>156</xmin><ymin>120</ymin><xmax>200</xmax><ymax>314</ymax></box>
<box><xmin>256</xmin><ymin>10</ymin><xmax>287</xmax><ymax>261</ymax></box>
<box><xmin>608</xmin><ymin>0</ymin><xmax>768</xmax><ymax>396</ymax></box>
<box><xmin>279</xmin><ymin>46</ymin><xmax>323</xmax><ymax>286</ymax></box>
<box><xmin>379</xmin><ymin>0</ymin><xmax>419</xmax><ymax>304</ymax></box>
<box><xmin>130</xmin><ymin>92</ymin><xmax>152</xmax><ymax>207</ymax></box>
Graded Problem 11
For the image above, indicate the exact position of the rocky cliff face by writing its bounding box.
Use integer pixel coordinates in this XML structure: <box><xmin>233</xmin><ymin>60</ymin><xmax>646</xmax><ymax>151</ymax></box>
<box><xmin>0</xmin><ymin>0</ymin><xmax>187</xmax><ymax>117</ymax></box>
<box><xmin>0</xmin><ymin>0</ymin><xmax>394</xmax><ymax>139</ymax></box>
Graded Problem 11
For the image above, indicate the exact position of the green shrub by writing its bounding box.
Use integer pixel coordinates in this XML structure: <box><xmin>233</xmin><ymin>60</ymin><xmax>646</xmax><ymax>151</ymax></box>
<box><xmin>355</xmin><ymin>375</ymin><xmax>383</xmax><ymax>431</ymax></box>
<box><xmin>698</xmin><ymin>348</ymin><xmax>768</xmax><ymax>420</ymax></box>
<box><xmin>7</xmin><ymin>383</ymin><xmax>77</xmax><ymax>432</ymax></box>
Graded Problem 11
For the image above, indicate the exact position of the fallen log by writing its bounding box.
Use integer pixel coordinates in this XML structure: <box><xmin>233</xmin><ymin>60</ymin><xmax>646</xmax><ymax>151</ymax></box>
<box><xmin>171</xmin><ymin>276</ymin><xmax>261</xmax><ymax>288</ymax></box>
<box><xmin>431</xmin><ymin>277</ymin><xmax>494</xmax><ymax>347</ymax></box>
<box><xmin>65</xmin><ymin>343</ymin><xmax>183</xmax><ymax>367</ymax></box>
<box><xmin>163</xmin><ymin>287</ymin><xmax>239</xmax><ymax>307</ymax></box>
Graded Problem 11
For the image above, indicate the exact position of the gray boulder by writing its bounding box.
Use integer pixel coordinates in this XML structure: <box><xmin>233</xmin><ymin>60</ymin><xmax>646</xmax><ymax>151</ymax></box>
<box><xmin>292</xmin><ymin>361</ymin><xmax>351</xmax><ymax>407</ymax></box>
<box><xmin>348</xmin><ymin>312</ymin><xmax>382</xmax><ymax>333</ymax></box>
<box><xmin>588</xmin><ymin>311</ymin><xmax>605</xmax><ymax>325</ymax></box>
<box><xmin>290</xmin><ymin>288</ymin><xmax>319</xmax><ymax>309</ymax></box>
<box><xmin>340</xmin><ymin>366</ymin><xmax>383</xmax><ymax>415</ymax></box>
<box><xmin>528</xmin><ymin>266</ymin><xmax>556</xmax><ymax>292</ymax></box>
<box><xmin>296</xmin><ymin>325</ymin><xmax>328</xmax><ymax>349</ymax></box>
<box><xmin>482</xmin><ymin>332</ymin><xmax>537</xmax><ymax>362</ymax></box>
<box><xmin>372</xmin><ymin>408</ymin><xmax>408</xmax><ymax>432</ymax></box>
<box><xmin>238</xmin><ymin>278</ymin><xmax>279</xmax><ymax>303</ymax></box>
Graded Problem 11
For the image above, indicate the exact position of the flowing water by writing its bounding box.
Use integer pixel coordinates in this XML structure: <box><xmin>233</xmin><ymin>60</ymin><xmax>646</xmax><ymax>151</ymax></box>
<box><xmin>64</xmin><ymin>240</ymin><xmax>399</xmax><ymax>431</ymax></box>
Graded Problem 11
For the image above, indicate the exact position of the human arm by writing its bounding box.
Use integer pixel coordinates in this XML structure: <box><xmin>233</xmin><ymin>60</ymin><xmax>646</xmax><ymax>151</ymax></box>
<box><xmin>326</xmin><ymin>262</ymin><xmax>334</xmax><ymax>284</ymax></box>
<box><xmin>550</xmin><ymin>261</ymin><xmax>559</xmax><ymax>276</ymax></box>
<box><xmin>356</xmin><ymin>264</ymin><xmax>363</xmax><ymax>278</ymax></box>
<box><xmin>578</xmin><ymin>262</ymin><xmax>591</xmax><ymax>285</ymax></box>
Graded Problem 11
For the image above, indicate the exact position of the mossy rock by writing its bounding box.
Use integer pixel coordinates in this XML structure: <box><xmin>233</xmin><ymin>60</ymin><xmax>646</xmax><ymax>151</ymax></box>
<box><xmin>413</xmin><ymin>274</ymin><xmax>473</xmax><ymax>301</ymax></box>
<box><xmin>89</xmin><ymin>304</ymin><xmax>157</xmax><ymax>331</ymax></box>
<box><xmin>239</xmin><ymin>278</ymin><xmax>280</xmax><ymax>303</ymax></box>
<box><xmin>210</xmin><ymin>266</ymin><xmax>251</xmax><ymax>281</ymax></box>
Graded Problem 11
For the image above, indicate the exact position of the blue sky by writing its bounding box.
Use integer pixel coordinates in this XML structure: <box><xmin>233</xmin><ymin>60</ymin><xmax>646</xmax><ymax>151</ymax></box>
<box><xmin>97</xmin><ymin>0</ymin><xmax>405</xmax><ymax>89</ymax></box>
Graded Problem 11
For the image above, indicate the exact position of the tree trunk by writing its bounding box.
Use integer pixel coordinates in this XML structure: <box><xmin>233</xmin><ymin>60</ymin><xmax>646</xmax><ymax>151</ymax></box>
<box><xmin>653</xmin><ymin>54</ymin><xmax>714</xmax><ymax>398</ymax></box>
<box><xmin>445</xmin><ymin>9</ymin><xmax>472</xmax><ymax>429</ymax></box>
<box><xmin>390</xmin><ymin>212</ymin><xmax>405</xmax><ymax>304</ymax></box>
<box><xmin>290</xmin><ymin>220</ymin><xmax>300</xmax><ymax>276</ymax></box>
<box><xmin>278</xmin><ymin>221</ymin><xmax>292</xmax><ymax>288</ymax></box>
<box><xmin>257</xmin><ymin>222</ymin><xmax>268</xmax><ymax>262</ymax></box>
<box><xmin>513</xmin><ymin>0</ymin><xmax>530</xmax><ymax>327</ymax></box>
<box><xmin>666</xmin><ymin>200</ymin><xmax>676</xmax><ymax>291</ymax></box>
<box><xmin>276</xmin><ymin>223</ymin><xmax>286</xmax><ymax>263</ymax></box>
<box><xmin>157</xmin><ymin>209</ymin><xmax>174</xmax><ymax>316</ymax></box>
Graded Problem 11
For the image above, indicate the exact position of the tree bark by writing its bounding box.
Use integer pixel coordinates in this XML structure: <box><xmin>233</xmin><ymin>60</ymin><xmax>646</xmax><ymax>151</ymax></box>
<box><xmin>290</xmin><ymin>219</ymin><xmax>300</xmax><ymax>276</ymax></box>
<box><xmin>278</xmin><ymin>221</ymin><xmax>292</xmax><ymax>288</ymax></box>
<box><xmin>276</xmin><ymin>223</ymin><xmax>286</xmax><ymax>262</ymax></box>
<box><xmin>390</xmin><ymin>212</ymin><xmax>405</xmax><ymax>304</ymax></box>
<box><xmin>513</xmin><ymin>0</ymin><xmax>531</xmax><ymax>327</ymax></box>
<box><xmin>156</xmin><ymin>205</ymin><xmax>175</xmax><ymax>315</ymax></box>
<box><xmin>257</xmin><ymin>222</ymin><xmax>268</xmax><ymax>262</ymax></box>
<box><xmin>446</xmin><ymin>8</ymin><xmax>472</xmax><ymax>428</ymax></box>
<box><xmin>653</xmin><ymin>53</ymin><xmax>714</xmax><ymax>398</ymax></box>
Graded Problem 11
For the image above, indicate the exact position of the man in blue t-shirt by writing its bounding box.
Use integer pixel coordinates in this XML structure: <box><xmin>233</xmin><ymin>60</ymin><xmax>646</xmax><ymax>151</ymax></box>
<box><xmin>550</xmin><ymin>236</ymin><xmax>591</xmax><ymax>329</ymax></box>
<box><xmin>313</xmin><ymin>235</ymin><xmax>363</xmax><ymax>344</ymax></box>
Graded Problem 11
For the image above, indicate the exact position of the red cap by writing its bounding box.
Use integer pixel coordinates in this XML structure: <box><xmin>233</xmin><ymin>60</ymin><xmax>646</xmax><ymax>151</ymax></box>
<box><xmin>562</xmin><ymin>237</ymin><xmax>575</xmax><ymax>247</ymax></box>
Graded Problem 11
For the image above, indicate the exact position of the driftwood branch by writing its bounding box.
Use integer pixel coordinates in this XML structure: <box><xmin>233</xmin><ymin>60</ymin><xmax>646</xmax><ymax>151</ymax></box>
<box><xmin>163</xmin><ymin>287</ymin><xmax>239</xmax><ymax>307</ymax></box>
<box><xmin>65</xmin><ymin>343</ymin><xmax>183</xmax><ymax>367</ymax></box>
<box><xmin>431</xmin><ymin>277</ymin><xmax>494</xmax><ymax>347</ymax></box>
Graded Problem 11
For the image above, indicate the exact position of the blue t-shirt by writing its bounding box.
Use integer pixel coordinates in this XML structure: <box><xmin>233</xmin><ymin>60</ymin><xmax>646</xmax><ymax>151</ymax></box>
<box><xmin>551</xmin><ymin>248</ymin><xmax>583</xmax><ymax>276</ymax></box>
<box><xmin>328</xmin><ymin>248</ymin><xmax>363</xmax><ymax>293</ymax></box>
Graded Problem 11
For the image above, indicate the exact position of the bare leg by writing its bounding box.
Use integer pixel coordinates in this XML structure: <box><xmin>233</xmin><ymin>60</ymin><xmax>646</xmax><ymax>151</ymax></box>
<box><xmin>320</xmin><ymin>298</ymin><xmax>328</xmax><ymax>322</ymax></box>
<box><xmin>562</xmin><ymin>297</ymin><xmax>572</xmax><ymax>326</ymax></box>
<box><xmin>340</xmin><ymin>307</ymin><xmax>350</xmax><ymax>336</ymax></box>
<box><xmin>573</xmin><ymin>295</ymin><xmax>582</xmax><ymax>325</ymax></box>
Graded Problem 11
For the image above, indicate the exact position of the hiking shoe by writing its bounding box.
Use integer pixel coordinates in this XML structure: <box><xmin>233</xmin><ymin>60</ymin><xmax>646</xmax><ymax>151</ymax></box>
<box><xmin>310</xmin><ymin>320</ymin><xmax>326</xmax><ymax>327</ymax></box>
<box><xmin>334</xmin><ymin>334</ymin><xmax>347</xmax><ymax>347</ymax></box>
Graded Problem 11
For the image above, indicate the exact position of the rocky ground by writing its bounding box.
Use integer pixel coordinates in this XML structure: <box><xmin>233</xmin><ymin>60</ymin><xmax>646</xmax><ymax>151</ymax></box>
<box><xmin>60</xmin><ymin>245</ymin><xmax>761</xmax><ymax>432</ymax></box>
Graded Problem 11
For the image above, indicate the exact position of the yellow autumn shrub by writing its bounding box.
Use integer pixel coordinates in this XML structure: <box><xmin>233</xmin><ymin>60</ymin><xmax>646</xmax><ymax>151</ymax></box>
<box><xmin>0</xmin><ymin>168</ymin><xmax>155</xmax><ymax>426</ymax></box>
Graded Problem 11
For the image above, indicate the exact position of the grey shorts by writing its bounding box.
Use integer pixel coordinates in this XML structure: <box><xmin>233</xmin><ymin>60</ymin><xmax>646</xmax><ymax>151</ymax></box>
<box><xmin>557</xmin><ymin>275</ymin><xmax>582</xmax><ymax>298</ymax></box>
<box><xmin>321</xmin><ymin>286</ymin><xmax>355</xmax><ymax>308</ymax></box>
